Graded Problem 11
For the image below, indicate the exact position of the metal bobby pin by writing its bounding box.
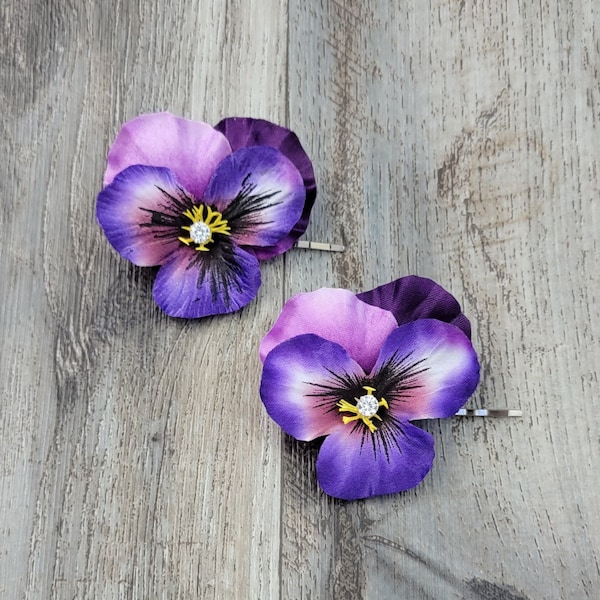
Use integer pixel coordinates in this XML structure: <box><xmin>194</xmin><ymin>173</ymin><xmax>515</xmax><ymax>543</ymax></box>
<box><xmin>454</xmin><ymin>409</ymin><xmax>523</xmax><ymax>417</ymax></box>
<box><xmin>294</xmin><ymin>240</ymin><xmax>345</xmax><ymax>252</ymax></box>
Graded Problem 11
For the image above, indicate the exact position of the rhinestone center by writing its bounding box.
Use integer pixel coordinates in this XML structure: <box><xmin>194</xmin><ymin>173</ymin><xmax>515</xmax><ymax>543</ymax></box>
<box><xmin>189</xmin><ymin>221</ymin><xmax>211</xmax><ymax>245</ymax></box>
<box><xmin>337</xmin><ymin>386</ymin><xmax>389</xmax><ymax>434</ymax></box>
<box><xmin>178</xmin><ymin>204</ymin><xmax>231</xmax><ymax>251</ymax></box>
<box><xmin>356</xmin><ymin>394</ymin><xmax>379</xmax><ymax>418</ymax></box>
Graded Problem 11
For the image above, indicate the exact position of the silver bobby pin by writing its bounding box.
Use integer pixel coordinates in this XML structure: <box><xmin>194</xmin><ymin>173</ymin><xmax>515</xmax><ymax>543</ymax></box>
<box><xmin>454</xmin><ymin>408</ymin><xmax>523</xmax><ymax>417</ymax></box>
<box><xmin>294</xmin><ymin>240</ymin><xmax>345</xmax><ymax>252</ymax></box>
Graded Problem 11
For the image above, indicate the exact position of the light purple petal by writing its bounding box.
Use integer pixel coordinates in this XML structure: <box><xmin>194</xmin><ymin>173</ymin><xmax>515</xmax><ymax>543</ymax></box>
<box><xmin>214</xmin><ymin>117</ymin><xmax>316</xmax><ymax>259</ymax></box>
<box><xmin>316</xmin><ymin>421</ymin><xmax>435</xmax><ymax>500</ymax></box>
<box><xmin>372</xmin><ymin>320</ymin><xmax>480</xmax><ymax>420</ymax></box>
<box><xmin>96</xmin><ymin>165</ymin><xmax>184</xmax><ymax>266</ymax></box>
<box><xmin>357</xmin><ymin>276</ymin><xmax>472</xmax><ymax>338</ymax></box>
<box><xmin>259</xmin><ymin>288</ymin><xmax>398</xmax><ymax>373</ymax></box>
<box><xmin>103</xmin><ymin>112</ymin><xmax>232</xmax><ymax>199</ymax></box>
<box><xmin>203</xmin><ymin>146</ymin><xmax>305</xmax><ymax>249</ymax></box>
<box><xmin>152</xmin><ymin>244</ymin><xmax>261</xmax><ymax>318</ymax></box>
<box><xmin>260</xmin><ymin>334</ymin><xmax>365</xmax><ymax>441</ymax></box>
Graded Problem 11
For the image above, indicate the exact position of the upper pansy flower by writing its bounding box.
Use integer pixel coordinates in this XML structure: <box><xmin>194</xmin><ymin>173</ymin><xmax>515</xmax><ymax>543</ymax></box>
<box><xmin>259</xmin><ymin>276</ymin><xmax>480</xmax><ymax>500</ymax></box>
<box><xmin>97</xmin><ymin>112</ymin><xmax>315</xmax><ymax>318</ymax></box>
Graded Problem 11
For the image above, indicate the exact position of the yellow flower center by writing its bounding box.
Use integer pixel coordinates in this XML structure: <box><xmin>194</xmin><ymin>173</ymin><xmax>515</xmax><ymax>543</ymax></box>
<box><xmin>178</xmin><ymin>205</ymin><xmax>231</xmax><ymax>251</ymax></box>
<box><xmin>337</xmin><ymin>386</ymin><xmax>389</xmax><ymax>433</ymax></box>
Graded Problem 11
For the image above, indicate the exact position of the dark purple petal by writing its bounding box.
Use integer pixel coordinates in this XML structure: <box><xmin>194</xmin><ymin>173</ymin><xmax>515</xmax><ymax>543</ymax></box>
<box><xmin>371</xmin><ymin>320</ymin><xmax>480</xmax><ymax>420</ymax></box>
<box><xmin>260</xmin><ymin>334</ymin><xmax>365</xmax><ymax>441</ymax></box>
<box><xmin>96</xmin><ymin>165</ymin><xmax>184</xmax><ymax>266</ymax></box>
<box><xmin>357</xmin><ymin>276</ymin><xmax>472</xmax><ymax>339</ymax></box>
<box><xmin>203</xmin><ymin>146</ymin><xmax>305</xmax><ymax>250</ymax></box>
<box><xmin>152</xmin><ymin>244</ymin><xmax>261</xmax><ymax>318</ymax></box>
<box><xmin>214</xmin><ymin>117</ymin><xmax>316</xmax><ymax>259</ymax></box>
<box><xmin>104</xmin><ymin>112</ymin><xmax>232</xmax><ymax>199</ymax></box>
<box><xmin>259</xmin><ymin>288</ymin><xmax>398</xmax><ymax>373</ymax></box>
<box><xmin>316</xmin><ymin>421</ymin><xmax>435</xmax><ymax>500</ymax></box>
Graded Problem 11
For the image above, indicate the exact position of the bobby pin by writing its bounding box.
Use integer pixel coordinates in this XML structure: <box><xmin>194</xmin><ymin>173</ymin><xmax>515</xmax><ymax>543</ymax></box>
<box><xmin>294</xmin><ymin>240</ymin><xmax>345</xmax><ymax>252</ymax></box>
<box><xmin>454</xmin><ymin>408</ymin><xmax>523</xmax><ymax>417</ymax></box>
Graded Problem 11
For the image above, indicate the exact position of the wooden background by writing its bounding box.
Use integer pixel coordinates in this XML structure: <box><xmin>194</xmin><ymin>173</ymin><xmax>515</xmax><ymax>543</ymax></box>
<box><xmin>1</xmin><ymin>0</ymin><xmax>598</xmax><ymax>598</ymax></box>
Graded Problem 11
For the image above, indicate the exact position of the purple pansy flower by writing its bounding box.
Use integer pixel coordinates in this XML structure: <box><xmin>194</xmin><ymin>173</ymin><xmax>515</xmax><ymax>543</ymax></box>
<box><xmin>259</xmin><ymin>276</ymin><xmax>480</xmax><ymax>500</ymax></box>
<box><xmin>97</xmin><ymin>112</ymin><xmax>315</xmax><ymax>318</ymax></box>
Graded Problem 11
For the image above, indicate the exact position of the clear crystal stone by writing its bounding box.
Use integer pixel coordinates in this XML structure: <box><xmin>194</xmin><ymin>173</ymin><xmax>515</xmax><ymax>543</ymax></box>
<box><xmin>356</xmin><ymin>394</ymin><xmax>379</xmax><ymax>417</ymax></box>
<box><xmin>189</xmin><ymin>221</ymin><xmax>211</xmax><ymax>244</ymax></box>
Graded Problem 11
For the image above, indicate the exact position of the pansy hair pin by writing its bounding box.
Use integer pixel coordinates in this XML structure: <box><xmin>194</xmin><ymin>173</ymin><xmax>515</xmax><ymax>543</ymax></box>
<box><xmin>97</xmin><ymin>113</ymin><xmax>340</xmax><ymax>318</ymax></box>
<box><xmin>259</xmin><ymin>276</ymin><xmax>521</xmax><ymax>500</ymax></box>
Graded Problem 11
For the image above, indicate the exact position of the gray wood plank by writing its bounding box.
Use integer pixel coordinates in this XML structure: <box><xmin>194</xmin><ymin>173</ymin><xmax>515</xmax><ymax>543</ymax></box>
<box><xmin>284</xmin><ymin>0</ymin><xmax>600</xmax><ymax>598</ymax></box>
<box><xmin>1</xmin><ymin>1</ymin><xmax>288</xmax><ymax>598</ymax></box>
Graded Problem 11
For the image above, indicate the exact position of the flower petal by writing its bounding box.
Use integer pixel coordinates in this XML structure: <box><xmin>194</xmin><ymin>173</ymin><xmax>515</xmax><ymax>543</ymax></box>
<box><xmin>96</xmin><ymin>165</ymin><xmax>185</xmax><ymax>266</ymax></box>
<box><xmin>103</xmin><ymin>112</ymin><xmax>232</xmax><ymax>199</ymax></box>
<box><xmin>357</xmin><ymin>276</ymin><xmax>472</xmax><ymax>338</ymax></box>
<box><xmin>152</xmin><ymin>243</ymin><xmax>261</xmax><ymax>318</ymax></box>
<box><xmin>214</xmin><ymin>117</ymin><xmax>316</xmax><ymax>259</ymax></box>
<box><xmin>259</xmin><ymin>288</ymin><xmax>398</xmax><ymax>373</ymax></box>
<box><xmin>203</xmin><ymin>146</ymin><xmax>305</xmax><ymax>250</ymax></box>
<box><xmin>372</xmin><ymin>320</ymin><xmax>480</xmax><ymax>420</ymax></box>
<box><xmin>316</xmin><ymin>421</ymin><xmax>435</xmax><ymax>500</ymax></box>
<box><xmin>260</xmin><ymin>334</ymin><xmax>365</xmax><ymax>441</ymax></box>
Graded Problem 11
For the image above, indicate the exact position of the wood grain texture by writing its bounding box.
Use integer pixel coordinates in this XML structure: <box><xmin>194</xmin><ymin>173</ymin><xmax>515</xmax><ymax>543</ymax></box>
<box><xmin>1</xmin><ymin>0</ymin><xmax>599</xmax><ymax>598</ymax></box>
<box><xmin>284</xmin><ymin>0</ymin><xmax>600</xmax><ymax>599</ymax></box>
<box><xmin>1</xmin><ymin>1</ymin><xmax>288</xmax><ymax>598</ymax></box>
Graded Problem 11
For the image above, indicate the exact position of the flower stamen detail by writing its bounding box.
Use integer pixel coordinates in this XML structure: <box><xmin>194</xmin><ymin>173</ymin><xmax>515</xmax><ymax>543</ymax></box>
<box><xmin>337</xmin><ymin>385</ymin><xmax>389</xmax><ymax>433</ymax></box>
<box><xmin>179</xmin><ymin>205</ymin><xmax>231</xmax><ymax>251</ymax></box>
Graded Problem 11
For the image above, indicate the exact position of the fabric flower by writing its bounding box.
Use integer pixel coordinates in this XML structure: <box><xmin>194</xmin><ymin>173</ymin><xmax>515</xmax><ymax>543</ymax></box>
<box><xmin>259</xmin><ymin>276</ymin><xmax>480</xmax><ymax>500</ymax></box>
<box><xmin>97</xmin><ymin>112</ymin><xmax>315</xmax><ymax>318</ymax></box>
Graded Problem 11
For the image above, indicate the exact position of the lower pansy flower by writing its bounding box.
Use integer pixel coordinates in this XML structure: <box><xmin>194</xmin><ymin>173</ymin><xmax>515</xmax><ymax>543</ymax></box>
<box><xmin>97</xmin><ymin>112</ymin><xmax>314</xmax><ymax>318</ymax></box>
<box><xmin>259</xmin><ymin>276</ymin><xmax>480</xmax><ymax>500</ymax></box>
